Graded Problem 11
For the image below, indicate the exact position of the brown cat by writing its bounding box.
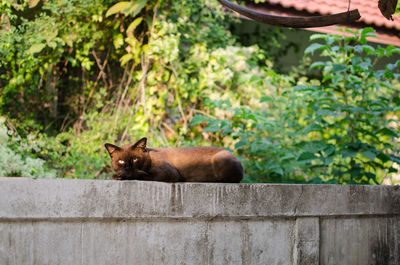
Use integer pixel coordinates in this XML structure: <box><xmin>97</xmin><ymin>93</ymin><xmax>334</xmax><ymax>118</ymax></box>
<box><xmin>105</xmin><ymin>137</ymin><xmax>243</xmax><ymax>183</ymax></box>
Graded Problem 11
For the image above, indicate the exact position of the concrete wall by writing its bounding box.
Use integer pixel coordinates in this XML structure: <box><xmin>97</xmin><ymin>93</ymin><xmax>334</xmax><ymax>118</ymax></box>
<box><xmin>0</xmin><ymin>178</ymin><xmax>399</xmax><ymax>265</ymax></box>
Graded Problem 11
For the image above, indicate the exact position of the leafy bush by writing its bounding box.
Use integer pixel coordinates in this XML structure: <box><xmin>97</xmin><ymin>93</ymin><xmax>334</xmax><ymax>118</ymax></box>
<box><xmin>0</xmin><ymin>117</ymin><xmax>56</xmax><ymax>178</ymax></box>
<box><xmin>301</xmin><ymin>28</ymin><xmax>400</xmax><ymax>184</ymax></box>
<box><xmin>0</xmin><ymin>0</ymin><xmax>114</xmax><ymax>130</ymax></box>
<box><xmin>1</xmin><ymin>0</ymin><xmax>398</xmax><ymax>184</ymax></box>
<box><xmin>192</xmin><ymin>28</ymin><xmax>400</xmax><ymax>184</ymax></box>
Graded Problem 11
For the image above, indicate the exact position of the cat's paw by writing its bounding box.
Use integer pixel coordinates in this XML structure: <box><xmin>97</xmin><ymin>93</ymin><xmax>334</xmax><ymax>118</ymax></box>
<box><xmin>112</xmin><ymin>174</ymin><xmax>123</xmax><ymax>180</ymax></box>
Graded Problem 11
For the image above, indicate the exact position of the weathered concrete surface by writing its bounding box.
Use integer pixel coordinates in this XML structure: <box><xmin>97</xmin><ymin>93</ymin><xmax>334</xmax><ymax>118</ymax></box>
<box><xmin>0</xmin><ymin>178</ymin><xmax>399</xmax><ymax>265</ymax></box>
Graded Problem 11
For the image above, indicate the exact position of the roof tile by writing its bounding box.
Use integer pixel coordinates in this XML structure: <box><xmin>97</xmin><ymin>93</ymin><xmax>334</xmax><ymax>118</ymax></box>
<box><xmin>268</xmin><ymin>0</ymin><xmax>400</xmax><ymax>29</ymax></box>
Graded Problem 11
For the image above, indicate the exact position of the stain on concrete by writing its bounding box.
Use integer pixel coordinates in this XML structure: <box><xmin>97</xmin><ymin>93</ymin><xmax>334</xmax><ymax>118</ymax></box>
<box><xmin>370</xmin><ymin>239</ymin><xmax>390</xmax><ymax>265</ymax></box>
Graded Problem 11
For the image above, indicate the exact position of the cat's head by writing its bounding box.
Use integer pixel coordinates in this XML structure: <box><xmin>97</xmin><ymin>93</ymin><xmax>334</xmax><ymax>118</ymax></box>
<box><xmin>105</xmin><ymin>137</ymin><xmax>150</xmax><ymax>180</ymax></box>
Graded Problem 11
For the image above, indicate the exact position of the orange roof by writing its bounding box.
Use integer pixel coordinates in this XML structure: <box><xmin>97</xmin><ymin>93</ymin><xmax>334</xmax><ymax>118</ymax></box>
<box><xmin>266</xmin><ymin>0</ymin><xmax>400</xmax><ymax>29</ymax></box>
<box><xmin>243</xmin><ymin>0</ymin><xmax>400</xmax><ymax>46</ymax></box>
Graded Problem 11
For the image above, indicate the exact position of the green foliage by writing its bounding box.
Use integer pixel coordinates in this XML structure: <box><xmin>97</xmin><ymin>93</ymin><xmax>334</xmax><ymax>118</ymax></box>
<box><xmin>0</xmin><ymin>117</ymin><xmax>56</xmax><ymax>178</ymax></box>
<box><xmin>193</xmin><ymin>28</ymin><xmax>400</xmax><ymax>184</ymax></box>
<box><xmin>0</xmin><ymin>0</ymin><xmax>398</xmax><ymax>184</ymax></box>
<box><xmin>0</xmin><ymin>0</ymin><xmax>260</xmax><ymax>178</ymax></box>
<box><xmin>300</xmin><ymin>27</ymin><xmax>400</xmax><ymax>184</ymax></box>
<box><xmin>0</xmin><ymin>0</ymin><xmax>113</xmax><ymax>129</ymax></box>
<box><xmin>191</xmin><ymin>94</ymin><xmax>309</xmax><ymax>183</ymax></box>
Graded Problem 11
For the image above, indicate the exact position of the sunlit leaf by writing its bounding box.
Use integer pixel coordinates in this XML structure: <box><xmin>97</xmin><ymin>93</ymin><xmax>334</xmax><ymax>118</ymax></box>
<box><xmin>28</xmin><ymin>0</ymin><xmax>40</xmax><ymax>8</ymax></box>
<box><xmin>106</xmin><ymin>2</ymin><xmax>132</xmax><ymax>17</ymax></box>
<box><xmin>126</xmin><ymin>0</ymin><xmax>149</xmax><ymax>17</ymax></box>
<box><xmin>127</xmin><ymin>17</ymin><xmax>143</xmax><ymax>33</ymax></box>
<box><xmin>120</xmin><ymin>53</ymin><xmax>133</xmax><ymax>65</ymax></box>
<box><xmin>310</xmin><ymin>61</ymin><xmax>326</xmax><ymax>69</ymax></box>
<box><xmin>28</xmin><ymin>43</ymin><xmax>46</xmax><ymax>54</ymax></box>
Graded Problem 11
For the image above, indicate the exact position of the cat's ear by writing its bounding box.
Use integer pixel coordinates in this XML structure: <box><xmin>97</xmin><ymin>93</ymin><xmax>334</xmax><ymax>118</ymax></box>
<box><xmin>105</xmin><ymin>143</ymin><xmax>121</xmax><ymax>157</ymax></box>
<box><xmin>132</xmin><ymin>137</ymin><xmax>147</xmax><ymax>151</ymax></box>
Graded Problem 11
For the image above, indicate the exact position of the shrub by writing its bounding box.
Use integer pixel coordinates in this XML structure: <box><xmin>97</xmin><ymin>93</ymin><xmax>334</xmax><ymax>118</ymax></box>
<box><xmin>192</xmin><ymin>28</ymin><xmax>400</xmax><ymax>184</ymax></box>
<box><xmin>0</xmin><ymin>117</ymin><xmax>56</xmax><ymax>178</ymax></box>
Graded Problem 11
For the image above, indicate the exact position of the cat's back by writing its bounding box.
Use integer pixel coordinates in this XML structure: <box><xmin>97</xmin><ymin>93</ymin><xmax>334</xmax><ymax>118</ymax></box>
<box><xmin>136</xmin><ymin>145</ymin><xmax>239</xmax><ymax>166</ymax></box>
<box><xmin>162</xmin><ymin>146</ymin><xmax>224</xmax><ymax>154</ymax></box>
<box><xmin>149</xmin><ymin>146</ymin><xmax>226</xmax><ymax>161</ymax></box>
<box><xmin>148</xmin><ymin>145</ymin><xmax>243</xmax><ymax>182</ymax></box>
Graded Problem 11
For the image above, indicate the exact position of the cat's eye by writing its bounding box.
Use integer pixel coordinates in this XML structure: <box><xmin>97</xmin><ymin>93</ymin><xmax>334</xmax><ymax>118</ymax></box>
<box><xmin>117</xmin><ymin>160</ymin><xmax>125</xmax><ymax>165</ymax></box>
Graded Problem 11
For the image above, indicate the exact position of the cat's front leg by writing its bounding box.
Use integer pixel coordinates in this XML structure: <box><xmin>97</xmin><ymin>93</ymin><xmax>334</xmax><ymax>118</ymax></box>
<box><xmin>124</xmin><ymin>169</ymin><xmax>151</xmax><ymax>180</ymax></box>
<box><xmin>112</xmin><ymin>174</ymin><xmax>123</xmax><ymax>180</ymax></box>
<box><xmin>149</xmin><ymin>164</ymin><xmax>183</xmax><ymax>182</ymax></box>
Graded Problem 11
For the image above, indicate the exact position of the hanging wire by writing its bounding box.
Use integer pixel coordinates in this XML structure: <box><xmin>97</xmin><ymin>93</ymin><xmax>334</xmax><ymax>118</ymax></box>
<box><xmin>347</xmin><ymin>0</ymin><xmax>352</xmax><ymax>22</ymax></box>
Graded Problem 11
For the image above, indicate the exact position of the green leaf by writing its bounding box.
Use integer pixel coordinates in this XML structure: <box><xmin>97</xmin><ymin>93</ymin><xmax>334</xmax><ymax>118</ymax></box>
<box><xmin>127</xmin><ymin>17</ymin><xmax>143</xmax><ymax>33</ymax></box>
<box><xmin>361</xmin><ymin>27</ymin><xmax>375</xmax><ymax>35</ymax></box>
<box><xmin>362</xmin><ymin>150</ymin><xmax>376</xmax><ymax>160</ymax></box>
<box><xmin>355</xmin><ymin>128</ymin><xmax>379</xmax><ymax>141</ymax></box>
<box><xmin>113</xmin><ymin>34</ymin><xmax>124</xmax><ymax>49</ymax></box>
<box><xmin>310</xmin><ymin>61</ymin><xmax>326</xmax><ymax>69</ymax></box>
<box><xmin>250</xmin><ymin>140</ymin><xmax>272</xmax><ymax>153</ymax></box>
<box><xmin>324</xmin><ymin>144</ymin><xmax>336</xmax><ymax>156</ymax></box>
<box><xmin>47</xmin><ymin>41</ymin><xmax>57</xmax><ymax>49</ymax></box>
<box><xmin>28</xmin><ymin>0</ymin><xmax>40</xmax><ymax>8</ymax></box>
<box><xmin>332</xmin><ymin>64</ymin><xmax>347</xmax><ymax>73</ymax></box>
<box><xmin>120</xmin><ymin>53</ymin><xmax>133</xmax><ymax>66</ymax></box>
<box><xmin>377</xmin><ymin>152</ymin><xmax>390</xmax><ymax>163</ymax></box>
<box><xmin>271</xmin><ymin>166</ymin><xmax>284</xmax><ymax>176</ymax></box>
<box><xmin>316</xmin><ymin>109</ymin><xmax>335</xmax><ymax>117</ymax></box>
<box><xmin>376</xmin><ymin>128</ymin><xmax>398</xmax><ymax>138</ymax></box>
<box><xmin>302</xmin><ymin>141</ymin><xmax>327</xmax><ymax>153</ymax></box>
<box><xmin>387</xmin><ymin>47</ymin><xmax>400</xmax><ymax>56</ymax></box>
<box><xmin>389</xmin><ymin>155</ymin><xmax>400</xmax><ymax>164</ymax></box>
<box><xmin>280</xmin><ymin>154</ymin><xmax>296</xmax><ymax>162</ymax></box>
<box><xmin>106</xmin><ymin>0</ymin><xmax>148</xmax><ymax>17</ymax></box>
<box><xmin>219</xmin><ymin>120</ymin><xmax>233</xmax><ymax>133</ymax></box>
<box><xmin>235</xmin><ymin>138</ymin><xmax>249</xmax><ymax>149</ymax></box>
<box><xmin>304</xmin><ymin>43</ymin><xmax>325</xmax><ymax>55</ymax></box>
<box><xmin>125</xmin><ymin>0</ymin><xmax>149</xmax><ymax>17</ymax></box>
<box><xmin>309</xmin><ymin>34</ymin><xmax>328</xmax><ymax>41</ymax></box>
<box><xmin>298</xmin><ymin>152</ymin><xmax>317</xmax><ymax>161</ymax></box>
<box><xmin>293</xmin><ymin>85</ymin><xmax>317</xmax><ymax>91</ymax></box>
<box><xmin>28</xmin><ymin>43</ymin><xmax>46</xmax><ymax>54</ymax></box>
<box><xmin>303</xmin><ymin>123</ymin><xmax>323</xmax><ymax>133</ymax></box>
<box><xmin>106</xmin><ymin>2</ymin><xmax>132</xmax><ymax>17</ymax></box>
<box><xmin>360</xmin><ymin>27</ymin><xmax>376</xmax><ymax>44</ymax></box>
<box><xmin>190</xmin><ymin>115</ymin><xmax>209</xmax><ymax>126</ymax></box>
<box><xmin>203</xmin><ymin>120</ymin><xmax>221</xmax><ymax>132</ymax></box>
<box><xmin>393</xmin><ymin>96</ymin><xmax>400</xmax><ymax>105</ymax></box>
<box><xmin>389</xmin><ymin>166</ymin><xmax>398</xmax><ymax>173</ymax></box>
<box><xmin>309</xmin><ymin>177</ymin><xmax>323</xmax><ymax>184</ymax></box>
<box><xmin>260</xmin><ymin>96</ymin><xmax>274</xmax><ymax>102</ymax></box>
<box><xmin>362</xmin><ymin>45</ymin><xmax>375</xmax><ymax>54</ymax></box>
<box><xmin>322</xmin><ymin>75</ymin><xmax>333</xmax><ymax>82</ymax></box>
<box><xmin>340</xmin><ymin>148</ymin><xmax>357</xmax><ymax>158</ymax></box>
<box><xmin>386</xmin><ymin>60</ymin><xmax>399</xmax><ymax>71</ymax></box>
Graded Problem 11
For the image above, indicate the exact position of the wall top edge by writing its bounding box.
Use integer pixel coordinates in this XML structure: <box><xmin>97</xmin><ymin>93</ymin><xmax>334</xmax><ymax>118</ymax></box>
<box><xmin>1</xmin><ymin>178</ymin><xmax>399</xmax><ymax>219</ymax></box>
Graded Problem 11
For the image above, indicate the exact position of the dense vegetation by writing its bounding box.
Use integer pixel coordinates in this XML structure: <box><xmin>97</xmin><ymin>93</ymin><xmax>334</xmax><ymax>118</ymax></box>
<box><xmin>0</xmin><ymin>0</ymin><xmax>399</xmax><ymax>184</ymax></box>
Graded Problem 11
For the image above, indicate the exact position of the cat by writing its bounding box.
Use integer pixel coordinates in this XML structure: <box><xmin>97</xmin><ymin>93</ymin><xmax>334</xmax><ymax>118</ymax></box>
<box><xmin>105</xmin><ymin>137</ymin><xmax>243</xmax><ymax>183</ymax></box>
